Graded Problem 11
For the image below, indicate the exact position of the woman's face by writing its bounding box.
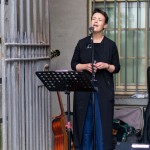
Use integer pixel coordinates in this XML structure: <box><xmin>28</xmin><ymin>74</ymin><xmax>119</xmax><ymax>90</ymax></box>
<box><xmin>91</xmin><ymin>12</ymin><xmax>107</xmax><ymax>33</ymax></box>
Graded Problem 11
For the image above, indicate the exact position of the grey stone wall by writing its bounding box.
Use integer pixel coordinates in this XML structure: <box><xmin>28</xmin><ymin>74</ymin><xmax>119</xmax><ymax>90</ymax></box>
<box><xmin>50</xmin><ymin>0</ymin><xmax>88</xmax><ymax>116</ymax></box>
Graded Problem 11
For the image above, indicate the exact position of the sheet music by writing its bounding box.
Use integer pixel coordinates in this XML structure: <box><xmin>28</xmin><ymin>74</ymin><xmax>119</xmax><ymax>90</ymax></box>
<box><xmin>55</xmin><ymin>70</ymin><xmax>69</xmax><ymax>72</ymax></box>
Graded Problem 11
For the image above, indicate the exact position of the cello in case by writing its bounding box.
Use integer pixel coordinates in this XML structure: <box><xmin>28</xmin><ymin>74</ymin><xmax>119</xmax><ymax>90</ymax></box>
<box><xmin>142</xmin><ymin>67</ymin><xmax>150</xmax><ymax>143</ymax></box>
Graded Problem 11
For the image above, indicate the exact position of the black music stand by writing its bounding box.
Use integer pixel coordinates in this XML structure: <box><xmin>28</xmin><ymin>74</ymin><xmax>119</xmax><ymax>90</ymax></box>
<box><xmin>36</xmin><ymin>70</ymin><xmax>94</xmax><ymax>150</ymax></box>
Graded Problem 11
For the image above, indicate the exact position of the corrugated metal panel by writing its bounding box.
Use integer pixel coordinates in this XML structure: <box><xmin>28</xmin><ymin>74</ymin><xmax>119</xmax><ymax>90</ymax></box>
<box><xmin>1</xmin><ymin>0</ymin><xmax>52</xmax><ymax>150</ymax></box>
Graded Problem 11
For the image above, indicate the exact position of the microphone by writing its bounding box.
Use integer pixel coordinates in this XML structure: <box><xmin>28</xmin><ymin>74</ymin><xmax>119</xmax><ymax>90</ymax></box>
<box><xmin>89</xmin><ymin>26</ymin><xmax>94</xmax><ymax>33</ymax></box>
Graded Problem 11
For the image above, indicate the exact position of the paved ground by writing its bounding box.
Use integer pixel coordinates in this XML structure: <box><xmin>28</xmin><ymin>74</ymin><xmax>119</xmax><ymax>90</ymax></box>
<box><xmin>0</xmin><ymin>85</ymin><xmax>1</xmax><ymax>150</ymax></box>
<box><xmin>0</xmin><ymin>85</ymin><xmax>1</xmax><ymax>119</ymax></box>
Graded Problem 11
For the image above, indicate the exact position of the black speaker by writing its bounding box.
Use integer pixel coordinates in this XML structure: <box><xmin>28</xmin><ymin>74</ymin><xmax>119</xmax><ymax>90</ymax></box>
<box><xmin>115</xmin><ymin>142</ymin><xmax>150</xmax><ymax>150</ymax></box>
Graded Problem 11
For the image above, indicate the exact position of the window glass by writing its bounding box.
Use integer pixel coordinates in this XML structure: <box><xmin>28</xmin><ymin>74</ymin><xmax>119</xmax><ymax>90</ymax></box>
<box><xmin>120</xmin><ymin>2</ymin><xmax>145</xmax><ymax>28</ymax></box>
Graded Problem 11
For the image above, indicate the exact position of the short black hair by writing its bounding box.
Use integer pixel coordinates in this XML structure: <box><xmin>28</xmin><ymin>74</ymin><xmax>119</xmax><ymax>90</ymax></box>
<box><xmin>92</xmin><ymin>8</ymin><xmax>109</xmax><ymax>24</ymax></box>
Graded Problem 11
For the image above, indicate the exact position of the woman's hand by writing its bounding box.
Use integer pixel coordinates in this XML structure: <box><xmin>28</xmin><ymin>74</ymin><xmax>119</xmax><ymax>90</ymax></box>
<box><xmin>76</xmin><ymin>63</ymin><xmax>97</xmax><ymax>73</ymax></box>
<box><xmin>85</xmin><ymin>63</ymin><xmax>97</xmax><ymax>73</ymax></box>
<box><xmin>94</xmin><ymin>62</ymin><xmax>115</xmax><ymax>73</ymax></box>
<box><xmin>94</xmin><ymin>62</ymin><xmax>108</xmax><ymax>70</ymax></box>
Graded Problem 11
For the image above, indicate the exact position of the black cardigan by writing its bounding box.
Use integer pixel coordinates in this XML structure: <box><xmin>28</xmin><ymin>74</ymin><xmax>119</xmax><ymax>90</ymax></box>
<box><xmin>71</xmin><ymin>36</ymin><xmax>120</xmax><ymax>149</ymax></box>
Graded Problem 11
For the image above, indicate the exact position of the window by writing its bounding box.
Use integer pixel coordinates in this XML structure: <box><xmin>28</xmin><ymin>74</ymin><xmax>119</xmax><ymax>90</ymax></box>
<box><xmin>88</xmin><ymin>0</ymin><xmax>150</xmax><ymax>95</ymax></box>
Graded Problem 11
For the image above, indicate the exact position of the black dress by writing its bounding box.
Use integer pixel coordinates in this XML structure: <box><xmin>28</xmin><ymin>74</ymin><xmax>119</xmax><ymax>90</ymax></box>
<box><xmin>71</xmin><ymin>36</ymin><xmax>120</xmax><ymax>150</ymax></box>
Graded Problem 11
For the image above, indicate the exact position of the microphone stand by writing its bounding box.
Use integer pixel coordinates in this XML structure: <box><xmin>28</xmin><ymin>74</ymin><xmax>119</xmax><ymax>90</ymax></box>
<box><xmin>89</xmin><ymin>28</ymin><xmax>97</xmax><ymax>150</ymax></box>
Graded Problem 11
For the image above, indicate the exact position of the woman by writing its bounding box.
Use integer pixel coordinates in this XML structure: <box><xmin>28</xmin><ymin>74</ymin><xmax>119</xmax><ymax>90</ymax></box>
<box><xmin>71</xmin><ymin>8</ymin><xmax>120</xmax><ymax>150</ymax></box>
